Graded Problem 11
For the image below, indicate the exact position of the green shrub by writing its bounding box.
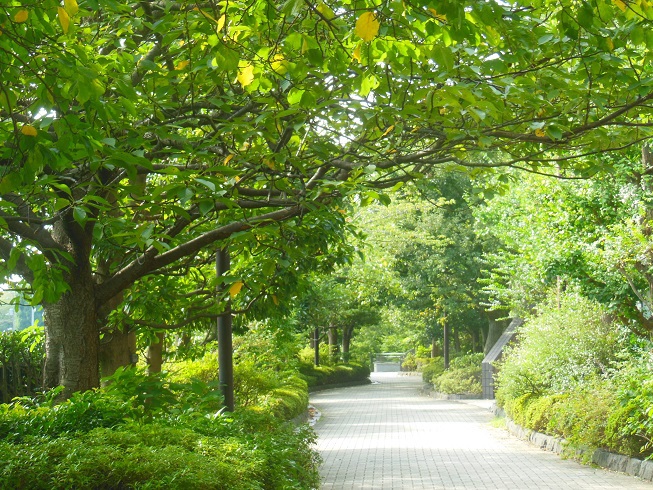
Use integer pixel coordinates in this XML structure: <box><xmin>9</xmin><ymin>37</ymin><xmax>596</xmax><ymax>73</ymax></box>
<box><xmin>169</xmin><ymin>353</ymin><xmax>309</xmax><ymax>421</ymax></box>
<box><xmin>496</xmin><ymin>291</ymin><xmax>622</xmax><ymax>402</ymax></box>
<box><xmin>603</xmin><ymin>353</ymin><xmax>653</xmax><ymax>458</ymax></box>
<box><xmin>401</xmin><ymin>354</ymin><xmax>435</xmax><ymax>372</ymax></box>
<box><xmin>0</xmin><ymin>415</ymin><xmax>320</xmax><ymax>489</ymax></box>
<box><xmin>0</xmin><ymin>373</ymin><xmax>320</xmax><ymax>489</ymax></box>
<box><xmin>428</xmin><ymin>353</ymin><xmax>482</xmax><ymax>394</ymax></box>
<box><xmin>422</xmin><ymin>357</ymin><xmax>445</xmax><ymax>383</ymax></box>
<box><xmin>450</xmin><ymin>352</ymin><xmax>484</xmax><ymax>369</ymax></box>
<box><xmin>433</xmin><ymin>366</ymin><xmax>482</xmax><ymax>395</ymax></box>
<box><xmin>168</xmin><ymin>351</ymin><xmax>219</xmax><ymax>384</ymax></box>
<box><xmin>0</xmin><ymin>326</ymin><xmax>45</xmax><ymax>402</ymax></box>
<box><xmin>298</xmin><ymin>362</ymin><xmax>370</xmax><ymax>387</ymax></box>
<box><xmin>265</xmin><ymin>376</ymin><xmax>309</xmax><ymax>420</ymax></box>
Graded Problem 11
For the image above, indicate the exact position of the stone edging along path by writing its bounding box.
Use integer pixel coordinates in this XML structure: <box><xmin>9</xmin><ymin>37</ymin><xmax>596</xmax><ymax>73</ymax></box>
<box><xmin>494</xmin><ymin>404</ymin><xmax>653</xmax><ymax>482</ymax></box>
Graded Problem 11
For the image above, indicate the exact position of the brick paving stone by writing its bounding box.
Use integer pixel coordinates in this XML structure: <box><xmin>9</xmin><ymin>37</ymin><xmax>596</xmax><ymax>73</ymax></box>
<box><xmin>311</xmin><ymin>372</ymin><xmax>653</xmax><ymax>490</ymax></box>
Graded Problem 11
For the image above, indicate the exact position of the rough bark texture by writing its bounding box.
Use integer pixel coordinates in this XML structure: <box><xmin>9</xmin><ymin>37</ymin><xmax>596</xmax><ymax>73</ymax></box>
<box><xmin>147</xmin><ymin>333</ymin><xmax>165</xmax><ymax>374</ymax></box>
<box><xmin>431</xmin><ymin>338</ymin><xmax>440</xmax><ymax>358</ymax></box>
<box><xmin>99</xmin><ymin>327</ymin><xmax>137</xmax><ymax>379</ymax></box>
<box><xmin>43</xmin><ymin>272</ymin><xmax>99</xmax><ymax>398</ymax></box>
<box><xmin>327</xmin><ymin>326</ymin><xmax>339</xmax><ymax>362</ymax></box>
<box><xmin>342</xmin><ymin>325</ymin><xmax>353</xmax><ymax>363</ymax></box>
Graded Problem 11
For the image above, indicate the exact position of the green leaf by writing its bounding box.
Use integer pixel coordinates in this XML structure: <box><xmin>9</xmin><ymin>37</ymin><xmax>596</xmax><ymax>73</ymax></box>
<box><xmin>73</xmin><ymin>206</ymin><xmax>87</xmax><ymax>225</ymax></box>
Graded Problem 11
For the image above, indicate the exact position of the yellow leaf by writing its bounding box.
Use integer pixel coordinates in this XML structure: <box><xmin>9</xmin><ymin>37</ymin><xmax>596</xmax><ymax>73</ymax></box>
<box><xmin>217</xmin><ymin>14</ymin><xmax>226</xmax><ymax>32</ymax></box>
<box><xmin>535</xmin><ymin>128</ymin><xmax>546</xmax><ymax>138</ymax></box>
<box><xmin>229</xmin><ymin>281</ymin><xmax>243</xmax><ymax>298</ymax></box>
<box><xmin>355</xmin><ymin>12</ymin><xmax>380</xmax><ymax>42</ymax></box>
<box><xmin>263</xmin><ymin>158</ymin><xmax>275</xmax><ymax>170</ymax></box>
<box><xmin>58</xmin><ymin>7</ymin><xmax>70</xmax><ymax>34</ymax></box>
<box><xmin>352</xmin><ymin>43</ymin><xmax>362</xmax><ymax>63</ymax></box>
<box><xmin>270</xmin><ymin>54</ymin><xmax>288</xmax><ymax>75</ymax></box>
<box><xmin>175</xmin><ymin>60</ymin><xmax>190</xmax><ymax>71</ymax></box>
<box><xmin>428</xmin><ymin>8</ymin><xmax>447</xmax><ymax>22</ymax></box>
<box><xmin>64</xmin><ymin>0</ymin><xmax>79</xmax><ymax>16</ymax></box>
<box><xmin>381</xmin><ymin>125</ymin><xmax>395</xmax><ymax>137</ymax></box>
<box><xmin>606</xmin><ymin>37</ymin><xmax>614</xmax><ymax>51</ymax></box>
<box><xmin>272</xmin><ymin>294</ymin><xmax>279</xmax><ymax>306</ymax></box>
<box><xmin>236</xmin><ymin>62</ymin><xmax>254</xmax><ymax>87</ymax></box>
<box><xmin>224</xmin><ymin>154</ymin><xmax>234</xmax><ymax>164</ymax></box>
<box><xmin>317</xmin><ymin>3</ymin><xmax>335</xmax><ymax>19</ymax></box>
<box><xmin>613</xmin><ymin>0</ymin><xmax>627</xmax><ymax>11</ymax></box>
<box><xmin>13</xmin><ymin>10</ymin><xmax>28</xmax><ymax>23</ymax></box>
<box><xmin>21</xmin><ymin>125</ymin><xmax>37</xmax><ymax>136</ymax></box>
<box><xmin>439</xmin><ymin>107</ymin><xmax>447</xmax><ymax>115</ymax></box>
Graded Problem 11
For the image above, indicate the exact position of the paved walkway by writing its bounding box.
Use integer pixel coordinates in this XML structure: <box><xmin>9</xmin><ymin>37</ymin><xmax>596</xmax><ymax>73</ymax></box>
<box><xmin>311</xmin><ymin>372</ymin><xmax>653</xmax><ymax>489</ymax></box>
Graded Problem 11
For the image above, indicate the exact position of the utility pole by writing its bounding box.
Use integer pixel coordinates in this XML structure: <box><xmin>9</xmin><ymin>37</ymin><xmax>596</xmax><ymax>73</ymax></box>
<box><xmin>217</xmin><ymin>247</ymin><xmax>234</xmax><ymax>412</ymax></box>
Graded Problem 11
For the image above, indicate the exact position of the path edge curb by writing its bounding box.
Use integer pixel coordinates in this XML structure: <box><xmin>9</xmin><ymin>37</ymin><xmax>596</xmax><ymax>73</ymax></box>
<box><xmin>491</xmin><ymin>403</ymin><xmax>653</xmax><ymax>482</ymax></box>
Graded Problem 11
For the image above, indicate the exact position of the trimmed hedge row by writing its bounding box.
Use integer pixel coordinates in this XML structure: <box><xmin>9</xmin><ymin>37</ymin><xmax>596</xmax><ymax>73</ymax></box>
<box><xmin>298</xmin><ymin>362</ymin><xmax>370</xmax><ymax>388</ymax></box>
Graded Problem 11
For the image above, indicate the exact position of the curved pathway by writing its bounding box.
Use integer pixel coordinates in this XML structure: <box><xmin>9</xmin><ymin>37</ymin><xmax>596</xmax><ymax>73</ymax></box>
<box><xmin>310</xmin><ymin>372</ymin><xmax>653</xmax><ymax>489</ymax></box>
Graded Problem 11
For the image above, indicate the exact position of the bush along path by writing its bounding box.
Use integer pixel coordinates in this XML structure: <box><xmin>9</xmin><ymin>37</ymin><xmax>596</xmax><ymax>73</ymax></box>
<box><xmin>311</xmin><ymin>372</ymin><xmax>653</xmax><ymax>490</ymax></box>
<box><xmin>0</xmin><ymin>367</ymin><xmax>321</xmax><ymax>490</ymax></box>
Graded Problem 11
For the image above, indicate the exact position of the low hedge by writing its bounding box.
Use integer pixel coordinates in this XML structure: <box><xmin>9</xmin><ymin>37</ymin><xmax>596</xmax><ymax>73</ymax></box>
<box><xmin>0</xmin><ymin>372</ymin><xmax>320</xmax><ymax>489</ymax></box>
<box><xmin>0</xmin><ymin>413</ymin><xmax>320</xmax><ymax>489</ymax></box>
<box><xmin>422</xmin><ymin>358</ymin><xmax>446</xmax><ymax>384</ymax></box>
<box><xmin>429</xmin><ymin>353</ymin><xmax>483</xmax><ymax>395</ymax></box>
<box><xmin>298</xmin><ymin>362</ymin><xmax>370</xmax><ymax>388</ymax></box>
<box><xmin>169</xmin><ymin>354</ymin><xmax>309</xmax><ymax>421</ymax></box>
<box><xmin>501</xmin><ymin>380</ymin><xmax>649</xmax><ymax>460</ymax></box>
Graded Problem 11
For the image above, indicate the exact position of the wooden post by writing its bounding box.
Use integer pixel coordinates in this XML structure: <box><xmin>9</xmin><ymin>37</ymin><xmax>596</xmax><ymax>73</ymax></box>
<box><xmin>217</xmin><ymin>248</ymin><xmax>234</xmax><ymax>412</ymax></box>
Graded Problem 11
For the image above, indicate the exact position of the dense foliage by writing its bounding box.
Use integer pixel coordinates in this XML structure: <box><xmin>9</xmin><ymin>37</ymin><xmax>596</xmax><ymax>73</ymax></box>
<box><xmin>1</xmin><ymin>0</ymin><xmax>652</xmax><ymax>395</ymax></box>
<box><xmin>0</xmin><ymin>365</ymin><xmax>319</xmax><ymax>489</ymax></box>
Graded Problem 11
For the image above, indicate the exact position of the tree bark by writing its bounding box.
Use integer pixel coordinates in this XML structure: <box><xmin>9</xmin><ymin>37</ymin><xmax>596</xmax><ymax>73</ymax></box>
<box><xmin>342</xmin><ymin>325</ymin><xmax>353</xmax><ymax>363</ymax></box>
<box><xmin>99</xmin><ymin>327</ymin><xmax>137</xmax><ymax>379</ymax></box>
<box><xmin>453</xmin><ymin>326</ymin><xmax>461</xmax><ymax>353</ymax></box>
<box><xmin>431</xmin><ymin>337</ymin><xmax>440</xmax><ymax>358</ymax></box>
<box><xmin>147</xmin><ymin>332</ymin><xmax>165</xmax><ymax>374</ymax></box>
<box><xmin>327</xmin><ymin>325</ymin><xmax>339</xmax><ymax>362</ymax></box>
<box><xmin>42</xmin><ymin>272</ymin><xmax>100</xmax><ymax>398</ymax></box>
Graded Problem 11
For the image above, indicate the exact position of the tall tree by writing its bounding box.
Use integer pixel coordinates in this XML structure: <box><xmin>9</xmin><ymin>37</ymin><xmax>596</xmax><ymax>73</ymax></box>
<box><xmin>1</xmin><ymin>0</ymin><xmax>653</xmax><ymax>395</ymax></box>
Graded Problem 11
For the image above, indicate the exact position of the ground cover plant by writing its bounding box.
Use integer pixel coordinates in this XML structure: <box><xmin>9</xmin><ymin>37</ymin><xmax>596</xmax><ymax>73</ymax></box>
<box><xmin>495</xmin><ymin>290</ymin><xmax>653</xmax><ymax>460</ymax></box>
<box><xmin>0</xmin><ymin>367</ymin><xmax>320</xmax><ymax>489</ymax></box>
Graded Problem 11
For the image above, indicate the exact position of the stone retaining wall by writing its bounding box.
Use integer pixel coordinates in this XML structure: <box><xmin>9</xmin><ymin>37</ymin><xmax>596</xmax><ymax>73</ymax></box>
<box><xmin>494</xmin><ymin>403</ymin><xmax>653</xmax><ymax>482</ymax></box>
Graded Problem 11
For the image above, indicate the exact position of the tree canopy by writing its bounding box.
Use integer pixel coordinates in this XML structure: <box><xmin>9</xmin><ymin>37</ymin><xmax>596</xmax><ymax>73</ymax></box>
<box><xmin>1</xmin><ymin>0</ymin><xmax>653</xmax><ymax>394</ymax></box>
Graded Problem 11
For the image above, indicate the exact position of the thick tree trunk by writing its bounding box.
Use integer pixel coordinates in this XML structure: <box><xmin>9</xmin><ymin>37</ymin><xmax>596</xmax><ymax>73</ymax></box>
<box><xmin>453</xmin><ymin>326</ymin><xmax>461</xmax><ymax>353</ymax></box>
<box><xmin>471</xmin><ymin>329</ymin><xmax>480</xmax><ymax>353</ymax></box>
<box><xmin>147</xmin><ymin>332</ymin><xmax>165</xmax><ymax>374</ymax></box>
<box><xmin>327</xmin><ymin>325</ymin><xmax>339</xmax><ymax>362</ymax></box>
<box><xmin>99</xmin><ymin>327</ymin><xmax>137</xmax><ymax>379</ymax></box>
<box><xmin>342</xmin><ymin>325</ymin><xmax>353</xmax><ymax>363</ymax></box>
<box><xmin>43</xmin><ymin>273</ymin><xmax>100</xmax><ymax>398</ymax></box>
<box><xmin>431</xmin><ymin>337</ymin><xmax>440</xmax><ymax>358</ymax></box>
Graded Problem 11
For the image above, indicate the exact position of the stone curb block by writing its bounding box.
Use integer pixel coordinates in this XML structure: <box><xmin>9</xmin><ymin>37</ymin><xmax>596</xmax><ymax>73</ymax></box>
<box><xmin>495</xmin><ymin>403</ymin><xmax>653</xmax><ymax>482</ymax></box>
